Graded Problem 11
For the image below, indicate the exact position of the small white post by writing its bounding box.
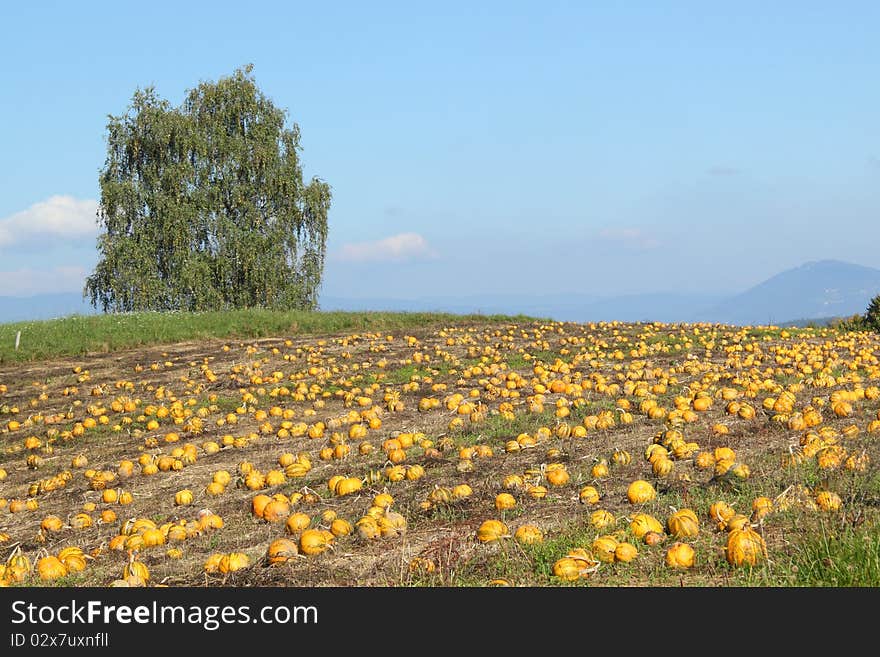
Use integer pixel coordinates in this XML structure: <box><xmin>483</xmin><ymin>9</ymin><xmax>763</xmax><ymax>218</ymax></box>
<box><xmin>15</xmin><ymin>331</ymin><xmax>21</xmax><ymax>350</ymax></box>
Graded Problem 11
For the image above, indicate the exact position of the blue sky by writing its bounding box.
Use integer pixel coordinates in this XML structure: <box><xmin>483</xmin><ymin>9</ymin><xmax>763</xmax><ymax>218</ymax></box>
<box><xmin>1</xmin><ymin>1</ymin><xmax>878</xmax><ymax>301</ymax></box>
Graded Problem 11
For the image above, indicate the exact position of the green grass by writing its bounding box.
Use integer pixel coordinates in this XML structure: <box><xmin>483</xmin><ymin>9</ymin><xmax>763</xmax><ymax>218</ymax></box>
<box><xmin>0</xmin><ymin>309</ymin><xmax>542</xmax><ymax>364</ymax></box>
<box><xmin>748</xmin><ymin>521</ymin><xmax>880</xmax><ymax>587</ymax></box>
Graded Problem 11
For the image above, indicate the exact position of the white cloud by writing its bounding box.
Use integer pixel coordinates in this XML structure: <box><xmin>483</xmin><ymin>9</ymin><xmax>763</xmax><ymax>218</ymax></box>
<box><xmin>0</xmin><ymin>265</ymin><xmax>88</xmax><ymax>297</ymax></box>
<box><xmin>336</xmin><ymin>232</ymin><xmax>437</xmax><ymax>263</ymax></box>
<box><xmin>0</xmin><ymin>196</ymin><xmax>99</xmax><ymax>248</ymax></box>
<box><xmin>597</xmin><ymin>228</ymin><xmax>660</xmax><ymax>250</ymax></box>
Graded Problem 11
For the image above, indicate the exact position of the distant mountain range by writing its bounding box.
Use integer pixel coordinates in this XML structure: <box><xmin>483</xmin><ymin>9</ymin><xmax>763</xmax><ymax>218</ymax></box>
<box><xmin>1</xmin><ymin>259</ymin><xmax>878</xmax><ymax>326</ymax></box>
<box><xmin>691</xmin><ymin>260</ymin><xmax>880</xmax><ymax>326</ymax></box>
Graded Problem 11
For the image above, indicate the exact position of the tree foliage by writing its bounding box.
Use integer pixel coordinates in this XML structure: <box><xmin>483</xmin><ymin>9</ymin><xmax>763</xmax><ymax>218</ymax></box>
<box><xmin>865</xmin><ymin>294</ymin><xmax>880</xmax><ymax>331</ymax></box>
<box><xmin>85</xmin><ymin>65</ymin><xmax>331</xmax><ymax>313</ymax></box>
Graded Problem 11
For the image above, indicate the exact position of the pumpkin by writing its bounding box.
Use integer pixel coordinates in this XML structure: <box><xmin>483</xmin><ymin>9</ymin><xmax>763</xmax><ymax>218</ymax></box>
<box><xmin>198</xmin><ymin>513</ymin><xmax>224</xmax><ymax>530</ymax></box>
<box><xmin>503</xmin><ymin>474</ymin><xmax>524</xmax><ymax>490</ymax></box>
<box><xmin>166</xmin><ymin>525</ymin><xmax>187</xmax><ymax>542</ymax></box>
<box><xmin>652</xmin><ymin>457</ymin><xmax>675</xmax><ymax>477</ymax></box>
<box><xmin>41</xmin><ymin>515</ymin><xmax>65</xmax><ymax>532</ymax></box>
<box><xmin>267</xmin><ymin>538</ymin><xmax>299</xmax><ymax>565</ymax></box>
<box><xmin>245</xmin><ymin>471</ymin><xmax>266</xmax><ymax>490</ymax></box>
<box><xmin>590</xmin><ymin>509</ymin><xmax>616</xmax><ymax>530</ymax></box>
<box><xmin>626</xmin><ymin>480</ymin><xmax>656</xmax><ymax>504</ymax></box>
<box><xmin>513</xmin><ymin>525</ymin><xmax>544</xmax><ymax>545</ymax></box>
<box><xmin>251</xmin><ymin>494</ymin><xmax>272</xmax><ymax>519</ymax></box>
<box><xmin>59</xmin><ymin>550</ymin><xmax>87</xmax><ymax>573</ymax></box>
<box><xmin>725</xmin><ymin>514</ymin><xmax>751</xmax><ymax>532</ymax></box>
<box><xmin>476</xmin><ymin>519</ymin><xmax>510</xmax><ymax>543</ymax></box>
<box><xmin>709</xmin><ymin>501</ymin><xmax>736</xmax><ymax>529</ymax></box>
<box><xmin>299</xmin><ymin>528</ymin><xmax>333</xmax><ymax>555</ymax></box>
<box><xmin>286</xmin><ymin>512</ymin><xmax>312</xmax><ymax>535</ymax></box>
<box><xmin>262</xmin><ymin>499</ymin><xmax>291</xmax><ymax>523</ymax></box>
<box><xmin>37</xmin><ymin>555</ymin><xmax>68</xmax><ymax>581</ymax></box>
<box><xmin>526</xmin><ymin>485</ymin><xmax>548</xmax><ymax>500</ymax></box>
<box><xmin>590</xmin><ymin>460</ymin><xmax>610</xmax><ymax>479</ymax></box>
<box><xmin>124</xmin><ymin>560</ymin><xmax>150</xmax><ymax>582</ymax></box>
<box><xmin>592</xmin><ymin>535</ymin><xmax>619</xmax><ymax>563</ymax></box>
<box><xmin>265</xmin><ymin>470</ymin><xmax>286</xmax><ymax>486</ymax></box>
<box><xmin>219</xmin><ymin>552</ymin><xmax>250</xmax><ymax>574</ymax></box>
<box><xmin>405</xmin><ymin>464</ymin><xmax>425</xmax><ymax>480</ymax></box>
<box><xmin>70</xmin><ymin>513</ymin><xmax>92</xmax><ymax>529</ymax></box>
<box><xmin>545</xmin><ymin>465</ymin><xmax>570</xmax><ymax>487</ymax></box>
<box><xmin>665</xmin><ymin>542</ymin><xmax>695</xmax><ymax>569</ymax></box>
<box><xmin>667</xmin><ymin>509</ymin><xmax>700</xmax><ymax>538</ymax></box>
<box><xmin>726</xmin><ymin>526</ymin><xmax>767</xmax><ymax>566</ymax></box>
<box><xmin>141</xmin><ymin>528</ymin><xmax>166</xmax><ymax>547</ymax></box>
<box><xmin>815</xmin><ymin>490</ymin><xmax>842</xmax><ymax>512</ymax></box>
<box><xmin>451</xmin><ymin>484</ymin><xmax>473</xmax><ymax>500</ymax></box>
<box><xmin>495</xmin><ymin>493</ymin><xmax>517</xmax><ymax>510</ymax></box>
<box><xmin>614</xmin><ymin>542</ymin><xmax>639</xmax><ymax>563</ymax></box>
<box><xmin>330</xmin><ymin>518</ymin><xmax>353</xmax><ymax>537</ymax></box>
<box><xmin>373</xmin><ymin>492</ymin><xmax>394</xmax><ymax>509</ymax></box>
<box><xmin>552</xmin><ymin>557</ymin><xmax>584</xmax><ymax>581</ymax></box>
<box><xmin>751</xmin><ymin>496</ymin><xmax>774</xmax><ymax>521</ymax></box>
<box><xmin>204</xmin><ymin>553</ymin><xmax>224</xmax><ymax>573</ymax></box>
<box><xmin>630</xmin><ymin>513</ymin><xmax>664</xmax><ymax>540</ymax></box>
<box><xmin>174</xmin><ymin>489</ymin><xmax>194</xmax><ymax>506</ymax></box>
<box><xmin>6</xmin><ymin>548</ymin><xmax>32</xmax><ymax>582</ymax></box>
<box><xmin>579</xmin><ymin>486</ymin><xmax>601</xmax><ymax>505</ymax></box>
<box><xmin>334</xmin><ymin>477</ymin><xmax>363</xmax><ymax>496</ymax></box>
<box><xmin>355</xmin><ymin>516</ymin><xmax>380</xmax><ymax>540</ymax></box>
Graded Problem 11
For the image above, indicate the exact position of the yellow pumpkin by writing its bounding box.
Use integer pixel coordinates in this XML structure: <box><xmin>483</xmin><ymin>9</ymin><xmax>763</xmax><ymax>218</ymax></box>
<box><xmin>262</xmin><ymin>499</ymin><xmax>291</xmax><ymax>523</ymax></box>
<box><xmin>373</xmin><ymin>492</ymin><xmax>394</xmax><ymax>509</ymax></box>
<box><xmin>299</xmin><ymin>528</ymin><xmax>332</xmax><ymax>555</ymax></box>
<box><xmin>590</xmin><ymin>509</ymin><xmax>616</xmax><ymax>530</ymax></box>
<box><xmin>552</xmin><ymin>557</ymin><xmax>584</xmax><ymax>581</ymax></box>
<box><xmin>725</xmin><ymin>514</ymin><xmax>751</xmax><ymax>532</ymax></box>
<box><xmin>334</xmin><ymin>477</ymin><xmax>363</xmax><ymax>496</ymax></box>
<box><xmin>267</xmin><ymin>538</ymin><xmax>299</xmax><ymax>565</ymax></box>
<box><xmin>41</xmin><ymin>515</ymin><xmax>65</xmax><ymax>532</ymax></box>
<box><xmin>285</xmin><ymin>512</ymin><xmax>312</xmax><ymax>535</ymax></box>
<box><xmin>592</xmin><ymin>535</ymin><xmax>619</xmax><ymax>563</ymax></box>
<box><xmin>174</xmin><ymin>489</ymin><xmax>194</xmax><ymax>506</ymax></box>
<box><xmin>355</xmin><ymin>516</ymin><xmax>380</xmax><ymax>540</ymax></box>
<box><xmin>37</xmin><ymin>555</ymin><xmax>68</xmax><ymax>581</ymax></box>
<box><xmin>124</xmin><ymin>560</ymin><xmax>149</xmax><ymax>582</ymax></box>
<box><xmin>709</xmin><ymin>501</ymin><xmax>736</xmax><ymax>529</ymax></box>
<box><xmin>665</xmin><ymin>542</ymin><xmax>695</xmax><ymax>569</ymax></box>
<box><xmin>526</xmin><ymin>484</ymin><xmax>548</xmax><ymax>500</ymax></box>
<box><xmin>815</xmin><ymin>490</ymin><xmax>842</xmax><ymax>512</ymax></box>
<box><xmin>495</xmin><ymin>493</ymin><xmax>517</xmax><ymax>510</ymax></box>
<box><xmin>630</xmin><ymin>513</ymin><xmax>664</xmax><ymax>540</ymax></box>
<box><xmin>330</xmin><ymin>518</ymin><xmax>353</xmax><ymax>537</ymax></box>
<box><xmin>726</xmin><ymin>526</ymin><xmax>767</xmax><ymax>566</ymax></box>
<box><xmin>579</xmin><ymin>486</ymin><xmax>601</xmax><ymax>505</ymax></box>
<box><xmin>476</xmin><ymin>519</ymin><xmax>509</xmax><ymax>543</ymax></box>
<box><xmin>141</xmin><ymin>528</ymin><xmax>166</xmax><ymax>547</ymax></box>
<box><xmin>513</xmin><ymin>525</ymin><xmax>544</xmax><ymax>545</ymax></box>
<box><xmin>667</xmin><ymin>509</ymin><xmax>700</xmax><ymax>538</ymax></box>
<box><xmin>203</xmin><ymin>553</ymin><xmax>224</xmax><ymax>573</ymax></box>
<box><xmin>219</xmin><ymin>552</ymin><xmax>250</xmax><ymax>574</ymax></box>
<box><xmin>626</xmin><ymin>480</ymin><xmax>656</xmax><ymax>504</ymax></box>
<box><xmin>614</xmin><ymin>542</ymin><xmax>638</xmax><ymax>563</ymax></box>
<box><xmin>545</xmin><ymin>465</ymin><xmax>570</xmax><ymax>487</ymax></box>
<box><xmin>450</xmin><ymin>484</ymin><xmax>473</xmax><ymax>500</ymax></box>
<box><xmin>59</xmin><ymin>549</ymin><xmax>87</xmax><ymax>573</ymax></box>
<box><xmin>751</xmin><ymin>496</ymin><xmax>774</xmax><ymax>521</ymax></box>
<box><xmin>251</xmin><ymin>494</ymin><xmax>272</xmax><ymax>519</ymax></box>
